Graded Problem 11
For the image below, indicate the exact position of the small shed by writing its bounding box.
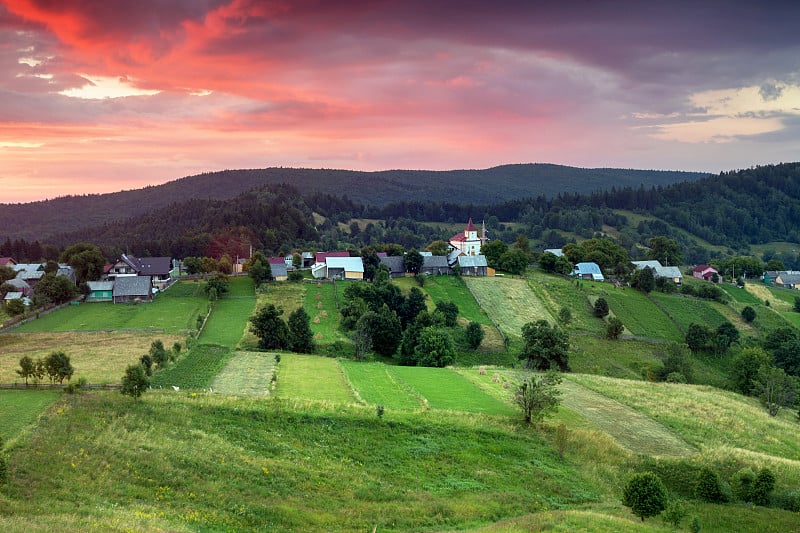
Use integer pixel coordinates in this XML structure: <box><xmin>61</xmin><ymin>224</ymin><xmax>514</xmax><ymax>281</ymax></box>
<box><xmin>379</xmin><ymin>256</ymin><xmax>406</xmax><ymax>278</ymax></box>
<box><xmin>421</xmin><ymin>255</ymin><xmax>452</xmax><ymax>276</ymax></box>
<box><xmin>271</xmin><ymin>262</ymin><xmax>289</xmax><ymax>281</ymax></box>
<box><xmin>325</xmin><ymin>257</ymin><xmax>364</xmax><ymax>280</ymax></box>
<box><xmin>86</xmin><ymin>281</ymin><xmax>114</xmax><ymax>302</ymax></box>
<box><xmin>457</xmin><ymin>255</ymin><xmax>488</xmax><ymax>276</ymax></box>
<box><xmin>573</xmin><ymin>262</ymin><xmax>604</xmax><ymax>281</ymax></box>
<box><xmin>113</xmin><ymin>276</ymin><xmax>152</xmax><ymax>303</ymax></box>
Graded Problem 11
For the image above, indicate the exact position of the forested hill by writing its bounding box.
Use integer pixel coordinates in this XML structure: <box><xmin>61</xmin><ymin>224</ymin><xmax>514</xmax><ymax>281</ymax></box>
<box><xmin>0</xmin><ymin>164</ymin><xmax>705</xmax><ymax>240</ymax></box>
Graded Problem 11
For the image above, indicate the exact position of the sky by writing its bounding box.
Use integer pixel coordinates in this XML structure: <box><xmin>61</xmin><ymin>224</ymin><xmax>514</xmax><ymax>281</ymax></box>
<box><xmin>2</xmin><ymin>1</ymin><xmax>800</xmax><ymax>203</ymax></box>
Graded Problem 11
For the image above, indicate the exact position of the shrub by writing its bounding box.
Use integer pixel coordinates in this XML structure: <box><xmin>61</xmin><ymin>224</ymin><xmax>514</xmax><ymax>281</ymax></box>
<box><xmin>772</xmin><ymin>490</ymin><xmax>800</xmax><ymax>512</ymax></box>
<box><xmin>665</xmin><ymin>372</ymin><xmax>687</xmax><ymax>383</ymax></box>
<box><xmin>594</xmin><ymin>297</ymin><xmax>609</xmax><ymax>317</ymax></box>
<box><xmin>622</xmin><ymin>472</ymin><xmax>668</xmax><ymax>522</ymax></box>
<box><xmin>752</xmin><ymin>467</ymin><xmax>776</xmax><ymax>506</ymax></box>
<box><xmin>661</xmin><ymin>499</ymin><xmax>688</xmax><ymax>529</ymax></box>
<box><xmin>606</xmin><ymin>317</ymin><xmax>624</xmax><ymax>339</ymax></box>
<box><xmin>558</xmin><ymin>306</ymin><xmax>572</xmax><ymax>325</ymax></box>
<box><xmin>465</xmin><ymin>321</ymin><xmax>485</xmax><ymax>349</ymax></box>
<box><xmin>0</xmin><ymin>452</ymin><xmax>8</xmax><ymax>485</ymax></box>
<box><xmin>730</xmin><ymin>467</ymin><xmax>756</xmax><ymax>502</ymax></box>
<box><xmin>695</xmin><ymin>467</ymin><xmax>728</xmax><ymax>503</ymax></box>
<box><xmin>741</xmin><ymin>306</ymin><xmax>756</xmax><ymax>323</ymax></box>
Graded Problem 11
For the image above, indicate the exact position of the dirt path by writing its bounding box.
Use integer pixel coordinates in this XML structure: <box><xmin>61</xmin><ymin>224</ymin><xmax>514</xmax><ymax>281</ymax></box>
<box><xmin>560</xmin><ymin>378</ymin><xmax>696</xmax><ymax>457</ymax></box>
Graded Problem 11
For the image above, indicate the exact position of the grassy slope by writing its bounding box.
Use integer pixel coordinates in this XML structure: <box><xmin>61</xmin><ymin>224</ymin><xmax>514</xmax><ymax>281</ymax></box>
<box><xmin>464</xmin><ymin>277</ymin><xmax>553</xmax><ymax>337</ymax></box>
<box><xmin>599</xmin><ymin>289</ymin><xmax>683</xmax><ymax>341</ymax></box>
<box><xmin>211</xmin><ymin>351</ymin><xmax>276</xmax><ymax>397</ymax></box>
<box><xmin>198</xmin><ymin>277</ymin><xmax>256</xmax><ymax>347</ymax></box>
<box><xmin>0</xmin><ymin>389</ymin><xmax>60</xmax><ymax>444</ymax></box>
<box><xmin>14</xmin><ymin>281</ymin><xmax>208</xmax><ymax>334</ymax></box>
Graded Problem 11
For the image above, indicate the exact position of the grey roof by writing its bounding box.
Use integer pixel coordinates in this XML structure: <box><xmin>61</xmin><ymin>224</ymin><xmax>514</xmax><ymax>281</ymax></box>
<box><xmin>16</xmin><ymin>269</ymin><xmax>44</xmax><ymax>280</ymax></box>
<box><xmin>574</xmin><ymin>262</ymin><xmax>604</xmax><ymax>280</ymax></box>
<box><xmin>113</xmin><ymin>276</ymin><xmax>151</xmax><ymax>297</ymax></box>
<box><xmin>12</xmin><ymin>263</ymin><xmax>43</xmax><ymax>272</ymax></box>
<box><xmin>419</xmin><ymin>251</ymin><xmax>433</xmax><ymax>257</ymax></box>
<box><xmin>5</xmin><ymin>278</ymin><xmax>30</xmax><ymax>290</ymax></box>
<box><xmin>423</xmin><ymin>255</ymin><xmax>449</xmax><ymax>269</ymax></box>
<box><xmin>271</xmin><ymin>262</ymin><xmax>288</xmax><ymax>278</ymax></box>
<box><xmin>457</xmin><ymin>255</ymin><xmax>488</xmax><ymax>268</ymax></box>
<box><xmin>655</xmin><ymin>266</ymin><xmax>683</xmax><ymax>279</ymax></box>
<box><xmin>778</xmin><ymin>273</ymin><xmax>800</xmax><ymax>286</ymax></box>
<box><xmin>379</xmin><ymin>256</ymin><xmax>405</xmax><ymax>274</ymax></box>
<box><xmin>632</xmin><ymin>260</ymin><xmax>662</xmax><ymax>270</ymax></box>
<box><xmin>543</xmin><ymin>248</ymin><xmax>564</xmax><ymax>257</ymax></box>
<box><xmin>4</xmin><ymin>291</ymin><xmax>22</xmax><ymax>300</ymax></box>
<box><xmin>326</xmin><ymin>256</ymin><xmax>364</xmax><ymax>273</ymax></box>
<box><xmin>87</xmin><ymin>281</ymin><xmax>114</xmax><ymax>291</ymax></box>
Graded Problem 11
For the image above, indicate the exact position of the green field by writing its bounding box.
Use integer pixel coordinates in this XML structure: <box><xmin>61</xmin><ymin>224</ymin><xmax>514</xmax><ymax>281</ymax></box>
<box><xmin>465</xmin><ymin>277</ymin><xmax>553</xmax><ymax>337</ymax></box>
<box><xmin>421</xmin><ymin>276</ymin><xmax>491</xmax><ymax>325</ymax></box>
<box><xmin>0</xmin><ymin>389</ymin><xmax>60</xmax><ymax>444</ymax></box>
<box><xmin>527</xmin><ymin>272</ymin><xmax>604</xmax><ymax>335</ymax></box>
<box><xmin>599</xmin><ymin>289</ymin><xmax>683</xmax><ymax>341</ymax></box>
<box><xmin>150</xmin><ymin>344</ymin><xmax>232</xmax><ymax>390</ymax></box>
<box><xmin>389</xmin><ymin>366</ymin><xmax>516</xmax><ymax>415</ymax></box>
<box><xmin>14</xmin><ymin>281</ymin><xmax>208</xmax><ymax>334</ymax></box>
<box><xmin>304</xmin><ymin>282</ymin><xmax>349</xmax><ymax>345</ymax></box>
<box><xmin>198</xmin><ymin>278</ymin><xmax>256</xmax><ymax>348</ymax></box>
<box><xmin>339</xmin><ymin>361</ymin><xmax>422</xmax><ymax>410</ymax></box>
<box><xmin>648</xmin><ymin>292</ymin><xmax>729</xmax><ymax>333</ymax></box>
<box><xmin>276</xmin><ymin>354</ymin><xmax>355</xmax><ymax>403</ymax></box>
<box><xmin>212</xmin><ymin>351</ymin><xmax>276</xmax><ymax>396</ymax></box>
<box><xmin>718</xmin><ymin>283</ymin><xmax>762</xmax><ymax>305</ymax></box>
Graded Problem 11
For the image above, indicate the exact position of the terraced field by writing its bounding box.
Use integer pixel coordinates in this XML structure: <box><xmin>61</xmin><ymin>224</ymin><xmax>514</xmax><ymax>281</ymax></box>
<box><xmin>212</xmin><ymin>351</ymin><xmax>277</xmax><ymax>396</ymax></box>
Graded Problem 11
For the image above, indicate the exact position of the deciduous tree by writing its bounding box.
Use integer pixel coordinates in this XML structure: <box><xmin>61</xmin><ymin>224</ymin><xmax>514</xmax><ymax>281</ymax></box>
<box><xmin>753</xmin><ymin>364</ymin><xmax>797</xmax><ymax>416</ymax></box>
<box><xmin>288</xmin><ymin>307</ymin><xmax>315</xmax><ymax>353</ymax></box>
<box><xmin>465</xmin><ymin>321</ymin><xmax>485</xmax><ymax>349</ymax></box>
<box><xmin>519</xmin><ymin>320</ymin><xmax>570</xmax><ymax>371</ymax></box>
<box><xmin>249</xmin><ymin>304</ymin><xmax>290</xmax><ymax>350</ymax></box>
<box><xmin>44</xmin><ymin>351</ymin><xmax>74</xmax><ymax>384</ymax></box>
<box><xmin>514</xmin><ymin>370</ymin><xmax>562</xmax><ymax>423</ymax></box>
<box><xmin>414</xmin><ymin>327</ymin><xmax>455</xmax><ymax>367</ymax></box>
<box><xmin>121</xmin><ymin>363</ymin><xmax>149</xmax><ymax>400</ymax></box>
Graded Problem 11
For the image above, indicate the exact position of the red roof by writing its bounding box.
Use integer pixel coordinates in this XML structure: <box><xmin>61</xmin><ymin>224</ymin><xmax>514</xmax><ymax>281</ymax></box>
<box><xmin>466</xmin><ymin>218</ymin><xmax>476</xmax><ymax>232</ymax></box>
<box><xmin>267</xmin><ymin>257</ymin><xmax>286</xmax><ymax>265</ymax></box>
<box><xmin>315</xmin><ymin>251</ymin><xmax>350</xmax><ymax>263</ymax></box>
<box><xmin>0</xmin><ymin>257</ymin><xmax>16</xmax><ymax>266</ymax></box>
<box><xmin>450</xmin><ymin>233</ymin><xmax>466</xmax><ymax>242</ymax></box>
<box><xmin>692</xmin><ymin>265</ymin><xmax>716</xmax><ymax>273</ymax></box>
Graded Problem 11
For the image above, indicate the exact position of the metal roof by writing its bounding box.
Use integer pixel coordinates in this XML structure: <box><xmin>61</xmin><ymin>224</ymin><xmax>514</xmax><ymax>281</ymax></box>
<box><xmin>325</xmin><ymin>256</ymin><xmax>364</xmax><ymax>272</ymax></box>
<box><xmin>113</xmin><ymin>276</ymin><xmax>151</xmax><ymax>297</ymax></box>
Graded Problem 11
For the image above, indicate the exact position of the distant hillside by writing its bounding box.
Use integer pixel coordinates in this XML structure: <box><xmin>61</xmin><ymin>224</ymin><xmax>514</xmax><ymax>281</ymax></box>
<box><xmin>0</xmin><ymin>164</ymin><xmax>706</xmax><ymax>240</ymax></box>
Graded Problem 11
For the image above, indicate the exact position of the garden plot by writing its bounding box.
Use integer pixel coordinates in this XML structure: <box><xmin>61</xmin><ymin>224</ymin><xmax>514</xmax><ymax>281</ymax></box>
<box><xmin>212</xmin><ymin>351</ymin><xmax>276</xmax><ymax>397</ymax></box>
<box><xmin>339</xmin><ymin>361</ymin><xmax>421</xmax><ymax>410</ymax></box>
<box><xmin>464</xmin><ymin>277</ymin><xmax>554</xmax><ymax>337</ymax></box>
<box><xmin>276</xmin><ymin>354</ymin><xmax>355</xmax><ymax>403</ymax></box>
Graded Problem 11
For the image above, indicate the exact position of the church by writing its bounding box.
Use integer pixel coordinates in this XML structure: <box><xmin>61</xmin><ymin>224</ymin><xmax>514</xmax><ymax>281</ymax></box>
<box><xmin>449</xmin><ymin>218</ymin><xmax>487</xmax><ymax>256</ymax></box>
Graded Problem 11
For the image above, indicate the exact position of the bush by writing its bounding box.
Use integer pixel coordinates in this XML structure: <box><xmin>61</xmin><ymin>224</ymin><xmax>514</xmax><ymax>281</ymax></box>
<box><xmin>465</xmin><ymin>321</ymin><xmax>484</xmax><ymax>349</ymax></box>
<box><xmin>661</xmin><ymin>499</ymin><xmax>688</xmax><ymax>529</ymax></box>
<box><xmin>0</xmin><ymin>452</ymin><xmax>8</xmax><ymax>485</ymax></box>
<box><xmin>606</xmin><ymin>317</ymin><xmax>624</xmax><ymax>339</ymax></box>
<box><xmin>665</xmin><ymin>372</ymin><xmax>687</xmax><ymax>383</ymax></box>
<box><xmin>558</xmin><ymin>306</ymin><xmax>572</xmax><ymax>325</ymax></box>
<box><xmin>752</xmin><ymin>467</ymin><xmax>776</xmax><ymax>506</ymax></box>
<box><xmin>622</xmin><ymin>472</ymin><xmax>668</xmax><ymax>521</ymax></box>
<box><xmin>772</xmin><ymin>490</ymin><xmax>800</xmax><ymax>512</ymax></box>
<box><xmin>594</xmin><ymin>297</ymin><xmax>609</xmax><ymax>317</ymax></box>
<box><xmin>695</xmin><ymin>467</ymin><xmax>729</xmax><ymax>503</ymax></box>
<box><xmin>288</xmin><ymin>270</ymin><xmax>304</xmax><ymax>282</ymax></box>
<box><xmin>730</xmin><ymin>467</ymin><xmax>756</xmax><ymax>502</ymax></box>
<box><xmin>741</xmin><ymin>306</ymin><xmax>756</xmax><ymax>323</ymax></box>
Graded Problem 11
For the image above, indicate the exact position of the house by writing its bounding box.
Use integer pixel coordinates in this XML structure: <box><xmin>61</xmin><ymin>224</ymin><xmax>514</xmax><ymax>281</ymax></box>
<box><xmin>5</xmin><ymin>277</ymin><xmax>31</xmax><ymax>296</ymax></box>
<box><xmin>3</xmin><ymin>291</ymin><xmax>23</xmax><ymax>303</ymax></box>
<box><xmin>692</xmin><ymin>265</ymin><xmax>718</xmax><ymax>281</ymax></box>
<box><xmin>543</xmin><ymin>248</ymin><xmax>564</xmax><ymax>257</ymax></box>
<box><xmin>301</xmin><ymin>252</ymin><xmax>315</xmax><ymax>268</ymax></box>
<box><xmin>449</xmin><ymin>218</ymin><xmax>487</xmax><ymax>256</ymax></box>
<box><xmin>107</xmin><ymin>254</ymin><xmax>172</xmax><ymax>289</ymax></box>
<box><xmin>323</xmin><ymin>257</ymin><xmax>364</xmax><ymax>280</ymax></box>
<box><xmin>13</xmin><ymin>267</ymin><xmax>45</xmax><ymax>289</ymax></box>
<box><xmin>631</xmin><ymin>260</ymin><xmax>683</xmax><ymax>284</ymax></box>
<box><xmin>457</xmin><ymin>255</ymin><xmax>488</xmax><ymax>276</ymax></box>
<box><xmin>311</xmin><ymin>251</ymin><xmax>353</xmax><ymax>279</ymax></box>
<box><xmin>86</xmin><ymin>281</ymin><xmax>114</xmax><ymax>302</ymax></box>
<box><xmin>112</xmin><ymin>275</ymin><xmax>152</xmax><ymax>303</ymax></box>
<box><xmin>421</xmin><ymin>255</ymin><xmax>452</xmax><ymax>276</ymax></box>
<box><xmin>774</xmin><ymin>271</ymin><xmax>800</xmax><ymax>289</ymax></box>
<box><xmin>270</xmin><ymin>262</ymin><xmax>289</xmax><ymax>281</ymax></box>
<box><xmin>573</xmin><ymin>262</ymin><xmax>604</xmax><ymax>281</ymax></box>
<box><xmin>0</xmin><ymin>257</ymin><xmax>17</xmax><ymax>267</ymax></box>
<box><xmin>314</xmin><ymin>251</ymin><xmax>350</xmax><ymax>263</ymax></box>
<box><xmin>379</xmin><ymin>256</ymin><xmax>406</xmax><ymax>278</ymax></box>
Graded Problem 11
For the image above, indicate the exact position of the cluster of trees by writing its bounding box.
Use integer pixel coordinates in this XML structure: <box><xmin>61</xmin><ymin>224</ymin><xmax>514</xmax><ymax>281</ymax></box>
<box><xmin>480</xmin><ymin>236</ymin><xmax>532</xmax><ymax>275</ymax></box>
<box><xmin>121</xmin><ymin>340</ymin><xmax>182</xmax><ymax>400</ymax></box>
<box><xmin>17</xmin><ymin>352</ymin><xmax>74</xmax><ymax>385</ymax></box>
<box><xmin>685</xmin><ymin>322</ymin><xmax>740</xmax><ymax>356</ymax></box>
<box><xmin>249</xmin><ymin>305</ymin><xmax>315</xmax><ymax>353</ymax></box>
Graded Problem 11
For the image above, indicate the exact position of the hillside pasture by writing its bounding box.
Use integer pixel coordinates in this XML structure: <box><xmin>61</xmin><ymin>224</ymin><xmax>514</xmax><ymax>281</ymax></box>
<box><xmin>568</xmin><ymin>374</ymin><xmax>800</xmax><ymax>466</ymax></box>
<box><xmin>422</xmin><ymin>275</ymin><xmax>491</xmax><ymax>325</ymax></box>
<box><xmin>339</xmin><ymin>361</ymin><xmax>422</xmax><ymax>410</ymax></box>
<box><xmin>0</xmin><ymin>389</ymin><xmax>60</xmax><ymax>444</ymax></box>
<box><xmin>13</xmin><ymin>281</ymin><xmax>208</xmax><ymax>334</ymax></box>
<box><xmin>388</xmin><ymin>366</ymin><xmax>516</xmax><ymax>415</ymax></box>
<box><xmin>527</xmin><ymin>273</ymin><xmax>604</xmax><ymax>335</ymax></box>
<box><xmin>718</xmin><ymin>283</ymin><xmax>761</xmax><ymax>305</ymax></box>
<box><xmin>647</xmin><ymin>292</ymin><xmax>729</xmax><ymax>333</ymax></box>
<box><xmin>211</xmin><ymin>351</ymin><xmax>276</xmax><ymax>397</ymax></box>
<box><xmin>464</xmin><ymin>277</ymin><xmax>553</xmax><ymax>337</ymax></box>
<box><xmin>0</xmin><ymin>331</ymin><xmax>182</xmax><ymax>384</ymax></box>
<box><xmin>304</xmin><ymin>281</ymin><xmax>349</xmax><ymax>345</ymax></box>
<box><xmin>276</xmin><ymin>354</ymin><xmax>355</xmax><ymax>403</ymax></box>
<box><xmin>600</xmin><ymin>290</ymin><xmax>683</xmax><ymax>341</ymax></box>
<box><xmin>199</xmin><ymin>295</ymin><xmax>256</xmax><ymax>349</ymax></box>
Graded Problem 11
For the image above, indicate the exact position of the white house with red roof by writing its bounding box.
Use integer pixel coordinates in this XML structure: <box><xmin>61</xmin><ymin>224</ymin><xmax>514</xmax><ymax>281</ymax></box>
<box><xmin>449</xmin><ymin>218</ymin><xmax>487</xmax><ymax>256</ymax></box>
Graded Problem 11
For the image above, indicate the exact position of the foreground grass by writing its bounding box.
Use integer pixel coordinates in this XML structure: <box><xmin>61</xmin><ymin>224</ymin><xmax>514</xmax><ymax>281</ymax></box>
<box><xmin>0</xmin><ymin>389</ymin><xmax>60</xmax><ymax>444</ymax></box>
<box><xmin>1</xmin><ymin>391</ymin><xmax>603</xmax><ymax>532</ymax></box>
<box><xmin>0</xmin><ymin>331</ymin><xmax>182</xmax><ymax>384</ymax></box>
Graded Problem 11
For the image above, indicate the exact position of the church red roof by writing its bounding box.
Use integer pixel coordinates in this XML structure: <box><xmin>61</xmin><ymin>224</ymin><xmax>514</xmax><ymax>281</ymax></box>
<box><xmin>465</xmin><ymin>218</ymin><xmax>476</xmax><ymax>231</ymax></box>
<box><xmin>450</xmin><ymin>233</ymin><xmax>466</xmax><ymax>242</ymax></box>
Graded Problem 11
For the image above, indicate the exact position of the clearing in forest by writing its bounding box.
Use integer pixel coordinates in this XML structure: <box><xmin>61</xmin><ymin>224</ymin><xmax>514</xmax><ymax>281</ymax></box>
<box><xmin>464</xmin><ymin>277</ymin><xmax>553</xmax><ymax>337</ymax></box>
